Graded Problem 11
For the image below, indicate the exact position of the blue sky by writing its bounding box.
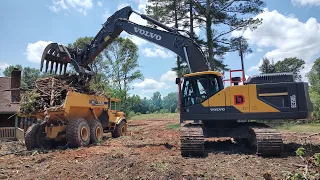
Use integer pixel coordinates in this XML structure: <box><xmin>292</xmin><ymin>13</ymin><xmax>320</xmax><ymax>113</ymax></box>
<box><xmin>1</xmin><ymin>0</ymin><xmax>320</xmax><ymax>99</ymax></box>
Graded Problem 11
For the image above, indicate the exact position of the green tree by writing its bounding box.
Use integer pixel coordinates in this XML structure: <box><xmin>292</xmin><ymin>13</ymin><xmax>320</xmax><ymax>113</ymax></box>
<box><xmin>104</xmin><ymin>37</ymin><xmax>143</xmax><ymax>93</ymax></box>
<box><xmin>307</xmin><ymin>58</ymin><xmax>320</xmax><ymax>120</ymax></box>
<box><xmin>150</xmin><ymin>91</ymin><xmax>162</xmax><ymax>112</ymax></box>
<box><xmin>103</xmin><ymin>37</ymin><xmax>143</xmax><ymax>114</ymax></box>
<box><xmin>68</xmin><ymin>36</ymin><xmax>110</xmax><ymax>92</ymax></box>
<box><xmin>162</xmin><ymin>92</ymin><xmax>178</xmax><ymax>113</ymax></box>
<box><xmin>21</xmin><ymin>67</ymin><xmax>41</xmax><ymax>89</ymax></box>
<box><xmin>274</xmin><ymin>57</ymin><xmax>305</xmax><ymax>80</ymax></box>
<box><xmin>127</xmin><ymin>95</ymin><xmax>143</xmax><ymax>113</ymax></box>
<box><xmin>2</xmin><ymin>65</ymin><xmax>23</xmax><ymax>77</ymax></box>
<box><xmin>141</xmin><ymin>97</ymin><xmax>151</xmax><ymax>114</ymax></box>
<box><xmin>2</xmin><ymin>65</ymin><xmax>41</xmax><ymax>89</ymax></box>
<box><xmin>192</xmin><ymin>0</ymin><xmax>265</xmax><ymax>71</ymax></box>
<box><xmin>259</xmin><ymin>57</ymin><xmax>275</xmax><ymax>74</ymax></box>
<box><xmin>146</xmin><ymin>0</ymin><xmax>190</xmax><ymax>77</ymax></box>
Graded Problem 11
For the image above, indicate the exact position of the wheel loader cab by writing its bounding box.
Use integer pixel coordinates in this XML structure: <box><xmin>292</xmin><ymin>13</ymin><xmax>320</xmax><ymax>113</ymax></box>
<box><xmin>107</xmin><ymin>98</ymin><xmax>125</xmax><ymax>123</ymax></box>
<box><xmin>177</xmin><ymin>71</ymin><xmax>224</xmax><ymax>121</ymax></box>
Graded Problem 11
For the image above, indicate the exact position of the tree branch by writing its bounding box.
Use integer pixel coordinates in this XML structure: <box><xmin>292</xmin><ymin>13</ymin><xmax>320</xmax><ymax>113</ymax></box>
<box><xmin>213</xmin><ymin>26</ymin><xmax>242</xmax><ymax>41</ymax></box>
<box><xmin>217</xmin><ymin>0</ymin><xmax>236</xmax><ymax>13</ymax></box>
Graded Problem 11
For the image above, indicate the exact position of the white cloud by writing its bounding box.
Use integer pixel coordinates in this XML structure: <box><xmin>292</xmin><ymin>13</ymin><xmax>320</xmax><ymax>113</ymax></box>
<box><xmin>233</xmin><ymin>8</ymin><xmax>320</xmax><ymax>81</ymax></box>
<box><xmin>143</xmin><ymin>47</ymin><xmax>174</xmax><ymax>58</ymax></box>
<box><xmin>0</xmin><ymin>62</ymin><xmax>9</xmax><ymax>76</ymax></box>
<box><xmin>160</xmin><ymin>71</ymin><xmax>177</xmax><ymax>82</ymax></box>
<box><xmin>133</xmin><ymin>78</ymin><xmax>170</xmax><ymax>92</ymax></box>
<box><xmin>257</xmin><ymin>48</ymin><xmax>263</xmax><ymax>52</ymax></box>
<box><xmin>0</xmin><ymin>62</ymin><xmax>9</xmax><ymax>71</ymax></box>
<box><xmin>25</xmin><ymin>41</ymin><xmax>53</xmax><ymax>63</ymax></box>
<box><xmin>245</xmin><ymin>53</ymin><xmax>254</xmax><ymax>60</ymax></box>
<box><xmin>97</xmin><ymin>1</ymin><xmax>102</xmax><ymax>7</ymax></box>
<box><xmin>117</xmin><ymin>2</ymin><xmax>129</xmax><ymax>10</ymax></box>
<box><xmin>115</xmin><ymin>1</ymin><xmax>148</xmax><ymax>47</ymax></box>
<box><xmin>48</xmin><ymin>0</ymin><xmax>93</xmax><ymax>16</ymax></box>
<box><xmin>129</xmin><ymin>0</ymin><xmax>147</xmax><ymax>13</ymax></box>
<box><xmin>292</xmin><ymin>0</ymin><xmax>320</xmax><ymax>6</ymax></box>
<box><xmin>247</xmin><ymin>66</ymin><xmax>259</xmax><ymax>73</ymax></box>
<box><xmin>103</xmin><ymin>9</ymin><xmax>110</xmax><ymax>21</ymax></box>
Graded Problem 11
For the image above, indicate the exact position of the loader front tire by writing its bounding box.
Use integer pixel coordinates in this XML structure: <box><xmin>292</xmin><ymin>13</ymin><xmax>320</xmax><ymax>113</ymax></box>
<box><xmin>112</xmin><ymin>120</ymin><xmax>127</xmax><ymax>138</ymax></box>
<box><xmin>88</xmin><ymin>120</ymin><xmax>103</xmax><ymax>144</ymax></box>
<box><xmin>25</xmin><ymin>123</ymin><xmax>41</xmax><ymax>150</ymax></box>
<box><xmin>66</xmin><ymin>119</ymin><xmax>90</xmax><ymax>148</ymax></box>
<box><xmin>35</xmin><ymin>123</ymin><xmax>52</xmax><ymax>149</ymax></box>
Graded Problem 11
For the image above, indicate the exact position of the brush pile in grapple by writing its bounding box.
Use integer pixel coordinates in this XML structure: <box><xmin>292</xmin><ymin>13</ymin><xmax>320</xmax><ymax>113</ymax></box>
<box><xmin>19</xmin><ymin>74</ymin><xmax>96</xmax><ymax>115</ymax></box>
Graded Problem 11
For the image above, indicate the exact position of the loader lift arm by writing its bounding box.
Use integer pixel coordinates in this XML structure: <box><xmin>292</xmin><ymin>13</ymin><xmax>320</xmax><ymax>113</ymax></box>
<box><xmin>40</xmin><ymin>6</ymin><xmax>211</xmax><ymax>79</ymax></box>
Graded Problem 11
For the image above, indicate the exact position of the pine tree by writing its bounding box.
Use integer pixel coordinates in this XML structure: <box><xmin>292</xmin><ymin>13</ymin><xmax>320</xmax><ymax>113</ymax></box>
<box><xmin>146</xmin><ymin>0</ymin><xmax>192</xmax><ymax>77</ymax></box>
<box><xmin>259</xmin><ymin>57</ymin><xmax>275</xmax><ymax>74</ymax></box>
<box><xmin>192</xmin><ymin>0</ymin><xmax>265</xmax><ymax>71</ymax></box>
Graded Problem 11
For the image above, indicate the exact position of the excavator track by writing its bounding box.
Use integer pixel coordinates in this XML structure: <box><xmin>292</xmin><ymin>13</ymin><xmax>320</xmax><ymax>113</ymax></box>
<box><xmin>180</xmin><ymin>124</ymin><xmax>205</xmax><ymax>157</ymax></box>
<box><xmin>249</xmin><ymin>124</ymin><xmax>283</xmax><ymax>156</ymax></box>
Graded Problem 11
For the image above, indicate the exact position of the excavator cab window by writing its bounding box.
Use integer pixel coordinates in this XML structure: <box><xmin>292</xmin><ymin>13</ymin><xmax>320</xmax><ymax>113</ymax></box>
<box><xmin>181</xmin><ymin>75</ymin><xmax>221</xmax><ymax>108</ymax></box>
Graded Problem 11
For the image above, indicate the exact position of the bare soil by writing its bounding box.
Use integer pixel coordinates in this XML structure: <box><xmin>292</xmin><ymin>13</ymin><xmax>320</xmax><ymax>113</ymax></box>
<box><xmin>1</xmin><ymin>116</ymin><xmax>320</xmax><ymax>180</ymax></box>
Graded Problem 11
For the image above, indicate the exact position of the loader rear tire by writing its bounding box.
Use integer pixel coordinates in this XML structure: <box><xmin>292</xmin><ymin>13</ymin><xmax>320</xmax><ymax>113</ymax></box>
<box><xmin>25</xmin><ymin>123</ymin><xmax>41</xmax><ymax>150</ymax></box>
<box><xmin>112</xmin><ymin>120</ymin><xmax>127</xmax><ymax>138</ymax></box>
<box><xmin>66</xmin><ymin>119</ymin><xmax>90</xmax><ymax>148</ymax></box>
<box><xmin>88</xmin><ymin>120</ymin><xmax>103</xmax><ymax>144</ymax></box>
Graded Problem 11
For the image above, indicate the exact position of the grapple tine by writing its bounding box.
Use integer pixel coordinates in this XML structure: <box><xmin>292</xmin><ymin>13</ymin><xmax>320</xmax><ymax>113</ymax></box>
<box><xmin>40</xmin><ymin>44</ymin><xmax>54</xmax><ymax>72</ymax></box>
<box><xmin>59</xmin><ymin>63</ymin><xmax>63</xmax><ymax>75</ymax></box>
<box><xmin>45</xmin><ymin>60</ymin><xmax>49</xmax><ymax>73</ymax></box>
<box><xmin>55</xmin><ymin>62</ymin><xmax>59</xmax><ymax>74</ymax></box>
<box><xmin>50</xmin><ymin>61</ymin><xmax>54</xmax><ymax>74</ymax></box>
<box><xmin>63</xmin><ymin>63</ymin><xmax>67</xmax><ymax>74</ymax></box>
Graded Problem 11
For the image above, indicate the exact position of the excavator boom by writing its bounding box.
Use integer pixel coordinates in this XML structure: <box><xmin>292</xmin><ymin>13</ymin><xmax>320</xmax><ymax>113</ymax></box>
<box><xmin>40</xmin><ymin>6</ymin><xmax>211</xmax><ymax>79</ymax></box>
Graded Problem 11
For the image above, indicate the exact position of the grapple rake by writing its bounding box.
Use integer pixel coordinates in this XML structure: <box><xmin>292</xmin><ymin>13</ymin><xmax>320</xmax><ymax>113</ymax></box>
<box><xmin>40</xmin><ymin>42</ymin><xmax>94</xmax><ymax>83</ymax></box>
<box><xmin>40</xmin><ymin>43</ymin><xmax>72</xmax><ymax>75</ymax></box>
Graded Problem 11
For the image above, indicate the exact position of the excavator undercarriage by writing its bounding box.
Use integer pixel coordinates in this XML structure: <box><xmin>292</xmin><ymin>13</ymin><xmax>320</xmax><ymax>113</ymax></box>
<box><xmin>180</xmin><ymin>121</ymin><xmax>283</xmax><ymax>157</ymax></box>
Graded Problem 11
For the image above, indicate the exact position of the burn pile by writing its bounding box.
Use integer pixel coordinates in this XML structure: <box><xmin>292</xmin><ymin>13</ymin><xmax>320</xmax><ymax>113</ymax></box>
<box><xmin>19</xmin><ymin>74</ymin><xmax>96</xmax><ymax>115</ymax></box>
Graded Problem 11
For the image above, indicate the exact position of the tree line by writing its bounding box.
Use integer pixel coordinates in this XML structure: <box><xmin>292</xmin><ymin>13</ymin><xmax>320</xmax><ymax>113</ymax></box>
<box><xmin>126</xmin><ymin>91</ymin><xmax>178</xmax><ymax>117</ymax></box>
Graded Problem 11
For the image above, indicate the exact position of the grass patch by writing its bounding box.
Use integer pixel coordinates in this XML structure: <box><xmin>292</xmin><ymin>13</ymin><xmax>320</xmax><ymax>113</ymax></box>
<box><xmin>278</xmin><ymin>123</ymin><xmax>320</xmax><ymax>133</ymax></box>
<box><xmin>129</xmin><ymin>113</ymin><xmax>178</xmax><ymax>120</ymax></box>
<box><xmin>167</xmin><ymin>123</ymin><xmax>180</xmax><ymax>130</ymax></box>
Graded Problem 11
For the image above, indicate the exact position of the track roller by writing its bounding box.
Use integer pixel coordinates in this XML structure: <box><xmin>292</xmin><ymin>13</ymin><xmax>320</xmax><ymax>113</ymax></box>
<box><xmin>180</xmin><ymin>123</ymin><xmax>205</xmax><ymax>157</ymax></box>
<box><xmin>249</xmin><ymin>125</ymin><xmax>283</xmax><ymax>156</ymax></box>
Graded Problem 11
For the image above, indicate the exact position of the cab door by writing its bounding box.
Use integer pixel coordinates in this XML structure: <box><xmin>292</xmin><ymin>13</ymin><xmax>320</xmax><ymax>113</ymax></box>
<box><xmin>108</xmin><ymin>100</ymin><xmax>118</xmax><ymax>122</ymax></box>
<box><xmin>207</xmin><ymin>75</ymin><xmax>226</xmax><ymax>116</ymax></box>
<box><xmin>180</xmin><ymin>76</ymin><xmax>210</xmax><ymax>118</ymax></box>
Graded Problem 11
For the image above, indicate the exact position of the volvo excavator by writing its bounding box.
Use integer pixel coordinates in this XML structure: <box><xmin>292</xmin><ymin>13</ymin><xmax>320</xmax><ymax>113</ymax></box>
<box><xmin>39</xmin><ymin>6</ymin><xmax>313</xmax><ymax>157</ymax></box>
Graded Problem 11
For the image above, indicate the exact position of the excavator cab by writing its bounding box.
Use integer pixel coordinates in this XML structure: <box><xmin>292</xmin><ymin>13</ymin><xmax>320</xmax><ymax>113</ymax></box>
<box><xmin>176</xmin><ymin>71</ymin><xmax>225</xmax><ymax>121</ymax></box>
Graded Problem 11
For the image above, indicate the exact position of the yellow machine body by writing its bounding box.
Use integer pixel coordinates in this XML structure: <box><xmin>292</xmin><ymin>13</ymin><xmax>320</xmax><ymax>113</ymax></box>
<box><xmin>179</xmin><ymin>71</ymin><xmax>313</xmax><ymax>121</ymax></box>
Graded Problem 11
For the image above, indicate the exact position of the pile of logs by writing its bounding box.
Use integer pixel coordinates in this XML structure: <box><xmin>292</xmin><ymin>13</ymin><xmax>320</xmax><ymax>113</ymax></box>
<box><xmin>19</xmin><ymin>74</ymin><xmax>95</xmax><ymax>115</ymax></box>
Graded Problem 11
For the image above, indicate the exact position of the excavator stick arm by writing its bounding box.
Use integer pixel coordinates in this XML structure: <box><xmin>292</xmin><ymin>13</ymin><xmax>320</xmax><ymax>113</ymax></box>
<box><xmin>40</xmin><ymin>6</ymin><xmax>210</xmax><ymax>78</ymax></box>
<box><xmin>111</xmin><ymin>19</ymin><xmax>210</xmax><ymax>73</ymax></box>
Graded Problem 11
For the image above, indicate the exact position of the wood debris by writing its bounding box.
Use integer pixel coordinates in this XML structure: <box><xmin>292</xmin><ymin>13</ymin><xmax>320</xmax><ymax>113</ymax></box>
<box><xmin>19</xmin><ymin>74</ymin><xmax>97</xmax><ymax>115</ymax></box>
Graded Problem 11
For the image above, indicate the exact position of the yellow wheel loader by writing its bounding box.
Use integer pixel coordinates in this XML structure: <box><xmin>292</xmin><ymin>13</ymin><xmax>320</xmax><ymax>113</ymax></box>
<box><xmin>35</xmin><ymin>6</ymin><xmax>313</xmax><ymax>156</ymax></box>
<box><xmin>21</xmin><ymin>91</ymin><xmax>127</xmax><ymax>150</ymax></box>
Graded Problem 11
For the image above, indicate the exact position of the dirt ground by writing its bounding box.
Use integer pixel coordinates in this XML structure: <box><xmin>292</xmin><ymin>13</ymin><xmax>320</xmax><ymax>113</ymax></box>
<box><xmin>1</xmin><ymin>116</ymin><xmax>320</xmax><ymax>180</ymax></box>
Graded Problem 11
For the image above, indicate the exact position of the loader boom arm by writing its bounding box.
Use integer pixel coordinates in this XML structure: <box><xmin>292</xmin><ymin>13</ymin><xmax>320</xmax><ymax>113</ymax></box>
<box><xmin>40</xmin><ymin>6</ymin><xmax>211</xmax><ymax>78</ymax></box>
